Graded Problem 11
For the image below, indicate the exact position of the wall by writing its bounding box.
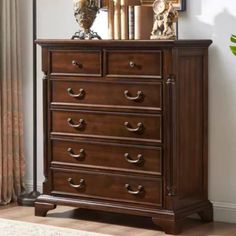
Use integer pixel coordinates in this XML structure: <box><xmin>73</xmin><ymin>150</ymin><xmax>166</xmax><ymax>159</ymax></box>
<box><xmin>179</xmin><ymin>0</ymin><xmax>236</xmax><ymax>222</ymax></box>
<box><xmin>19</xmin><ymin>0</ymin><xmax>236</xmax><ymax>222</ymax></box>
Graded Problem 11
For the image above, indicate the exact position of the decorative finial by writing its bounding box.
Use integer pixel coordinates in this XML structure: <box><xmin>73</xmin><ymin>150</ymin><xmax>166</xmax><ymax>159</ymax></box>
<box><xmin>72</xmin><ymin>0</ymin><xmax>101</xmax><ymax>40</ymax></box>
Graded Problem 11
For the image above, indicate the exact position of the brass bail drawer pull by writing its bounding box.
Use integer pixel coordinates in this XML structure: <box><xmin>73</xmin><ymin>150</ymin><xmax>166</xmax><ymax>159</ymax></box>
<box><xmin>68</xmin><ymin>178</ymin><xmax>85</xmax><ymax>189</ymax></box>
<box><xmin>124</xmin><ymin>153</ymin><xmax>144</xmax><ymax>164</ymax></box>
<box><xmin>124</xmin><ymin>90</ymin><xmax>143</xmax><ymax>101</ymax></box>
<box><xmin>125</xmin><ymin>184</ymin><xmax>143</xmax><ymax>195</ymax></box>
<box><xmin>129</xmin><ymin>61</ymin><xmax>135</xmax><ymax>68</ymax></box>
<box><xmin>67</xmin><ymin>118</ymin><xmax>85</xmax><ymax>129</ymax></box>
<box><xmin>67</xmin><ymin>148</ymin><xmax>85</xmax><ymax>159</ymax></box>
<box><xmin>67</xmin><ymin>88</ymin><xmax>85</xmax><ymax>99</ymax></box>
<box><xmin>72</xmin><ymin>60</ymin><xmax>82</xmax><ymax>68</ymax></box>
<box><xmin>124</xmin><ymin>122</ymin><xmax>143</xmax><ymax>133</ymax></box>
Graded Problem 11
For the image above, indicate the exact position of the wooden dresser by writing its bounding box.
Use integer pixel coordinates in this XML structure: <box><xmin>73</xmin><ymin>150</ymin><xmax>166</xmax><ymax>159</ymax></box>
<box><xmin>35</xmin><ymin>40</ymin><xmax>213</xmax><ymax>234</ymax></box>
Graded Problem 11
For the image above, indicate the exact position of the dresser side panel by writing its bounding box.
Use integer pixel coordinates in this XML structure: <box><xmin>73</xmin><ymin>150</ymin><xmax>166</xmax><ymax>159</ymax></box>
<box><xmin>174</xmin><ymin>48</ymin><xmax>208</xmax><ymax>208</ymax></box>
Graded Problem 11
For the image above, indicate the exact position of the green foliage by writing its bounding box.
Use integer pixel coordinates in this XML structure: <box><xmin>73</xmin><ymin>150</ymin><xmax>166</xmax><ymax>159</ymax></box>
<box><xmin>230</xmin><ymin>34</ymin><xmax>236</xmax><ymax>56</ymax></box>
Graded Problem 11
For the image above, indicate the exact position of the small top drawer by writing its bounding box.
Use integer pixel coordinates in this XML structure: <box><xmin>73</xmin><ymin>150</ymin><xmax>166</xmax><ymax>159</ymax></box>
<box><xmin>105</xmin><ymin>50</ymin><xmax>162</xmax><ymax>78</ymax></box>
<box><xmin>50</xmin><ymin>50</ymin><xmax>102</xmax><ymax>76</ymax></box>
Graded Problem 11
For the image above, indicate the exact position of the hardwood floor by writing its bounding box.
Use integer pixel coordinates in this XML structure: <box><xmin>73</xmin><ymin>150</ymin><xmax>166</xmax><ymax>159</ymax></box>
<box><xmin>0</xmin><ymin>204</ymin><xmax>236</xmax><ymax>235</ymax></box>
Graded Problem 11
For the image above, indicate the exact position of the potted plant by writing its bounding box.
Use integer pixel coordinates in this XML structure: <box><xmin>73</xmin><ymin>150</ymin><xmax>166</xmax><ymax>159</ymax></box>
<box><xmin>230</xmin><ymin>35</ymin><xmax>236</xmax><ymax>55</ymax></box>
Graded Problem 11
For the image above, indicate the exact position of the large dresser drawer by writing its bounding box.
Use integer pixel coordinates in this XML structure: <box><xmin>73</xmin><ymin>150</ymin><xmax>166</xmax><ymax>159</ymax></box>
<box><xmin>105</xmin><ymin>50</ymin><xmax>162</xmax><ymax>78</ymax></box>
<box><xmin>51</xmin><ymin>80</ymin><xmax>162</xmax><ymax>111</ymax></box>
<box><xmin>51</xmin><ymin>139</ymin><xmax>162</xmax><ymax>175</ymax></box>
<box><xmin>50</xmin><ymin>50</ymin><xmax>101</xmax><ymax>76</ymax></box>
<box><xmin>52</xmin><ymin>169</ymin><xmax>162</xmax><ymax>206</ymax></box>
<box><xmin>51</xmin><ymin>110</ymin><xmax>162</xmax><ymax>142</ymax></box>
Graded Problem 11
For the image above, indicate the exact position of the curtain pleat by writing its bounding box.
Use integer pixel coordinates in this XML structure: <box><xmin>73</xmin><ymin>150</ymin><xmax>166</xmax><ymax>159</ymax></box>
<box><xmin>0</xmin><ymin>0</ymin><xmax>26</xmax><ymax>204</ymax></box>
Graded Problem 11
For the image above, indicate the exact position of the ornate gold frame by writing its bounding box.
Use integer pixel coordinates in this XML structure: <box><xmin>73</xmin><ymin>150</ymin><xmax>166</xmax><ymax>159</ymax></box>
<box><xmin>100</xmin><ymin>0</ymin><xmax>186</xmax><ymax>11</ymax></box>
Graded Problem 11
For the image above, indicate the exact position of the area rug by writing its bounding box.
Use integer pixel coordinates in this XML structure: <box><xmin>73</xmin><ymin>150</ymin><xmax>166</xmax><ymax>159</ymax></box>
<box><xmin>0</xmin><ymin>218</ymin><xmax>111</xmax><ymax>236</ymax></box>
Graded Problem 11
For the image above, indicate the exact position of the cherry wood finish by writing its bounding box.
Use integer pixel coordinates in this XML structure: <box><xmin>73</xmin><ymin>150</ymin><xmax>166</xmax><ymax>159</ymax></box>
<box><xmin>52</xmin><ymin>168</ymin><xmax>162</xmax><ymax>207</ymax></box>
<box><xmin>51</xmin><ymin>110</ymin><xmax>162</xmax><ymax>142</ymax></box>
<box><xmin>35</xmin><ymin>40</ymin><xmax>212</xmax><ymax>235</ymax></box>
<box><xmin>50</xmin><ymin>50</ymin><xmax>101</xmax><ymax>76</ymax></box>
<box><xmin>35</xmin><ymin>202</ymin><xmax>56</xmax><ymax>217</ymax></box>
<box><xmin>51</xmin><ymin>139</ymin><xmax>162</xmax><ymax>175</ymax></box>
<box><xmin>51</xmin><ymin>79</ymin><xmax>163</xmax><ymax>111</ymax></box>
<box><xmin>105</xmin><ymin>50</ymin><xmax>162</xmax><ymax>78</ymax></box>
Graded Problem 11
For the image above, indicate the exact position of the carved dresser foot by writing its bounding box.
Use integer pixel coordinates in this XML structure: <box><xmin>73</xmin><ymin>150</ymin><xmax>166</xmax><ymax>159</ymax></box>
<box><xmin>198</xmin><ymin>205</ymin><xmax>213</xmax><ymax>222</ymax></box>
<box><xmin>152</xmin><ymin>217</ymin><xmax>183</xmax><ymax>235</ymax></box>
<box><xmin>35</xmin><ymin>202</ymin><xmax>57</xmax><ymax>217</ymax></box>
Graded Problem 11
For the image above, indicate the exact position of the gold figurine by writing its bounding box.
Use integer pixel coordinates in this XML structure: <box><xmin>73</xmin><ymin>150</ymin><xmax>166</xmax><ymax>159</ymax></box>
<box><xmin>150</xmin><ymin>0</ymin><xmax>178</xmax><ymax>40</ymax></box>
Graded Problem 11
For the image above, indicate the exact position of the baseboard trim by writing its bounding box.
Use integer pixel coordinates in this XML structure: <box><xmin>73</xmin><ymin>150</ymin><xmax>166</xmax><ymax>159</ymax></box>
<box><xmin>24</xmin><ymin>182</ymin><xmax>236</xmax><ymax>223</ymax></box>
<box><xmin>212</xmin><ymin>201</ymin><xmax>236</xmax><ymax>223</ymax></box>
<box><xmin>25</xmin><ymin>181</ymin><xmax>43</xmax><ymax>193</ymax></box>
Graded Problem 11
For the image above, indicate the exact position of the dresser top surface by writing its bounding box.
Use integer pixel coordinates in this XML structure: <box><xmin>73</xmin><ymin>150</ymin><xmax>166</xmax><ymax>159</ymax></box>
<box><xmin>36</xmin><ymin>39</ymin><xmax>212</xmax><ymax>48</ymax></box>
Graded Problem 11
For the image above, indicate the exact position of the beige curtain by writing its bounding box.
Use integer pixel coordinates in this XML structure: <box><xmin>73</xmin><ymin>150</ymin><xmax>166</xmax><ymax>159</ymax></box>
<box><xmin>0</xmin><ymin>0</ymin><xmax>25</xmax><ymax>204</ymax></box>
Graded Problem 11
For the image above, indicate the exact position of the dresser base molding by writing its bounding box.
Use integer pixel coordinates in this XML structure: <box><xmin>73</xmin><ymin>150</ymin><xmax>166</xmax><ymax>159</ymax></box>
<box><xmin>35</xmin><ymin>195</ymin><xmax>213</xmax><ymax>234</ymax></box>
